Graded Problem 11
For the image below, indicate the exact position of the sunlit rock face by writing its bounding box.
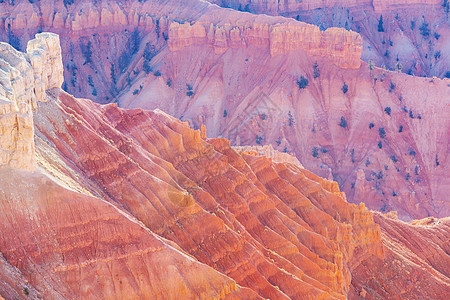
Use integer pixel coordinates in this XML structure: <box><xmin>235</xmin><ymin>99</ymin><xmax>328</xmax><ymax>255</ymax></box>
<box><xmin>1</xmin><ymin>0</ymin><xmax>447</xmax><ymax>220</ymax></box>
<box><xmin>0</xmin><ymin>33</ymin><xmax>448</xmax><ymax>299</ymax></box>
<box><xmin>0</xmin><ymin>32</ymin><xmax>63</xmax><ymax>171</ymax></box>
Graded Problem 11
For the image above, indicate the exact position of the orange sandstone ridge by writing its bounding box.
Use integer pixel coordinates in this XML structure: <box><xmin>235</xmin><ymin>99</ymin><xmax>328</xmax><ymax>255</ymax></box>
<box><xmin>1</xmin><ymin>0</ymin><xmax>447</xmax><ymax>221</ymax></box>
<box><xmin>0</xmin><ymin>33</ymin><xmax>449</xmax><ymax>299</ymax></box>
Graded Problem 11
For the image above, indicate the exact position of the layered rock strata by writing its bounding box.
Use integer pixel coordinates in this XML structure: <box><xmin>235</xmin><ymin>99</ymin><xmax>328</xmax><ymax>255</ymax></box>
<box><xmin>0</xmin><ymin>34</ymin><xmax>448</xmax><ymax>299</ymax></box>
<box><xmin>0</xmin><ymin>32</ymin><xmax>63</xmax><ymax>171</ymax></box>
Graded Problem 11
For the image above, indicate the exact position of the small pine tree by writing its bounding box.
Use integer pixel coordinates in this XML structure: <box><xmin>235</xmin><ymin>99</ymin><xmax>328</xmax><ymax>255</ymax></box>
<box><xmin>312</xmin><ymin>147</ymin><xmax>319</xmax><ymax>158</ymax></box>
<box><xmin>313</xmin><ymin>62</ymin><xmax>320</xmax><ymax>78</ymax></box>
<box><xmin>338</xmin><ymin>116</ymin><xmax>347</xmax><ymax>128</ymax></box>
<box><xmin>342</xmin><ymin>82</ymin><xmax>348</xmax><ymax>94</ymax></box>
<box><xmin>419</xmin><ymin>21</ymin><xmax>430</xmax><ymax>38</ymax></box>
<box><xmin>378</xmin><ymin>15</ymin><xmax>384</xmax><ymax>32</ymax></box>
<box><xmin>296</xmin><ymin>76</ymin><xmax>309</xmax><ymax>89</ymax></box>
<box><xmin>379</xmin><ymin>127</ymin><xmax>386</xmax><ymax>139</ymax></box>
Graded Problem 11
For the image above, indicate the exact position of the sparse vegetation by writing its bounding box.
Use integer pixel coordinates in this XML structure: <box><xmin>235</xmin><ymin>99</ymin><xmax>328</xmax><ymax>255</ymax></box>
<box><xmin>419</xmin><ymin>20</ymin><xmax>430</xmax><ymax>38</ymax></box>
<box><xmin>313</xmin><ymin>62</ymin><xmax>320</xmax><ymax>78</ymax></box>
<box><xmin>378</xmin><ymin>15</ymin><xmax>384</xmax><ymax>32</ymax></box>
<box><xmin>256</xmin><ymin>135</ymin><xmax>264</xmax><ymax>145</ymax></box>
<box><xmin>389</xmin><ymin>81</ymin><xmax>396</xmax><ymax>92</ymax></box>
<box><xmin>81</xmin><ymin>41</ymin><xmax>92</xmax><ymax>65</ymax></box>
<box><xmin>312</xmin><ymin>147</ymin><xmax>319</xmax><ymax>158</ymax></box>
<box><xmin>342</xmin><ymin>82</ymin><xmax>348</xmax><ymax>94</ymax></box>
<box><xmin>143</xmin><ymin>60</ymin><xmax>152</xmax><ymax>74</ymax></box>
<box><xmin>435</xmin><ymin>51</ymin><xmax>441</xmax><ymax>60</ymax></box>
<box><xmin>379</xmin><ymin>127</ymin><xmax>386</xmax><ymax>139</ymax></box>
<box><xmin>384</xmin><ymin>107</ymin><xmax>391</xmax><ymax>116</ymax></box>
<box><xmin>338</xmin><ymin>116</ymin><xmax>347</xmax><ymax>128</ymax></box>
<box><xmin>186</xmin><ymin>84</ymin><xmax>194</xmax><ymax>97</ymax></box>
<box><xmin>296</xmin><ymin>76</ymin><xmax>309</xmax><ymax>89</ymax></box>
<box><xmin>288</xmin><ymin>111</ymin><xmax>295</xmax><ymax>127</ymax></box>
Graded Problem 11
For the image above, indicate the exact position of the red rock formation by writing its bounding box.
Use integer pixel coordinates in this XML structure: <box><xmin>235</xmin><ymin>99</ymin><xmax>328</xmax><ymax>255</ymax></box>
<box><xmin>209</xmin><ymin>0</ymin><xmax>449</xmax><ymax>78</ymax></box>
<box><xmin>0</xmin><ymin>34</ymin><xmax>448</xmax><ymax>299</ymax></box>
<box><xmin>1</xmin><ymin>0</ymin><xmax>445</xmax><ymax>220</ymax></box>
<box><xmin>0</xmin><ymin>0</ymin><xmax>363</xmax><ymax>102</ymax></box>
<box><xmin>168</xmin><ymin>20</ymin><xmax>362</xmax><ymax>68</ymax></box>
<box><xmin>350</xmin><ymin>212</ymin><xmax>450</xmax><ymax>299</ymax></box>
<box><xmin>0</xmin><ymin>166</ymin><xmax>258</xmax><ymax>299</ymax></box>
<box><xmin>117</xmin><ymin>40</ymin><xmax>449</xmax><ymax>220</ymax></box>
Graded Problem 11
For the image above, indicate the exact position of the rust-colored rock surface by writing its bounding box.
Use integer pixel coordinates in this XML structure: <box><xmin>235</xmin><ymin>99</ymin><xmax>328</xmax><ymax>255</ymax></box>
<box><xmin>0</xmin><ymin>34</ymin><xmax>449</xmax><ymax>299</ymax></box>
<box><xmin>350</xmin><ymin>212</ymin><xmax>450</xmax><ymax>299</ymax></box>
<box><xmin>0</xmin><ymin>0</ymin><xmax>446</xmax><ymax>220</ymax></box>
<box><xmin>1</xmin><ymin>0</ymin><xmax>446</xmax><ymax>221</ymax></box>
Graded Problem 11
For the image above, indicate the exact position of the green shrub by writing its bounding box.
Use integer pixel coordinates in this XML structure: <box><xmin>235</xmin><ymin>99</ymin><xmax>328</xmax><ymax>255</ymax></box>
<box><xmin>338</xmin><ymin>116</ymin><xmax>347</xmax><ymax>128</ymax></box>
<box><xmin>296</xmin><ymin>76</ymin><xmax>309</xmax><ymax>89</ymax></box>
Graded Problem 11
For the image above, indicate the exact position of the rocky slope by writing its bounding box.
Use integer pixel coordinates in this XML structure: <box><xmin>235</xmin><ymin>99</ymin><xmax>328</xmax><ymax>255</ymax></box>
<box><xmin>118</xmin><ymin>32</ymin><xmax>448</xmax><ymax>220</ymax></box>
<box><xmin>209</xmin><ymin>0</ymin><xmax>450</xmax><ymax>78</ymax></box>
<box><xmin>0</xmin><ymin>32</ymin><xmax>259</xmax><ymax>300</ymax></box>
<box><xmin>0</xmin><ymin>33</ymin><xmax>448</xmax><ymax>299</ymax></box>
<box><xmin>1</xmin><ymin>0</ymin><xmax>446</xmax><ymax>220</ymax></box>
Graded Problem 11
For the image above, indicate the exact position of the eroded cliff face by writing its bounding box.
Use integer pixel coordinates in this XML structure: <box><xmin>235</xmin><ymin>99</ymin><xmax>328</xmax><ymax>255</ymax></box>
<box><xmin>0</xmin><ymin>32</ymin><xmax>63</xmax><ymax>171</ymax></box>
<box><xmin>0</xmin><ymin>0</ymin><xmax>445</xmax><ymax>220</ymax></box>
<box><xmin>168</xmin><ymin>20</ymin><xmax>362</xmax><ymax>68</ymax></box>
<box><xmin>117</xmin><ymin>37</ymin><xmax>449</xmax><ymax>220</ymax></box>
<box><xmin>0</xmin><ymin>34</ymin><xmax>259</xmax><ymax>300</ymax></box>
<box><xmin>209</xmin><ymin>0</ymin><xmax>444</xmax><ymax>15</ymax></box>
<box><xmin>210</xmin><ymin>0</ymin><xmax>449</xmax><ymax>78</ymax></box>
<box><xmin>351</xmin><ymin>213</ymin><xmax>450</xmax><ymax>298</ymax></box>
<box><xmin>0</xmin><ymin>33</ymin><xmax>448</xmax><ymax>299</ymax></box>
<box><xmin>0</xmin><ymin>0</ymin><xmax>363</xmax><ymax>103</ymax></box>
